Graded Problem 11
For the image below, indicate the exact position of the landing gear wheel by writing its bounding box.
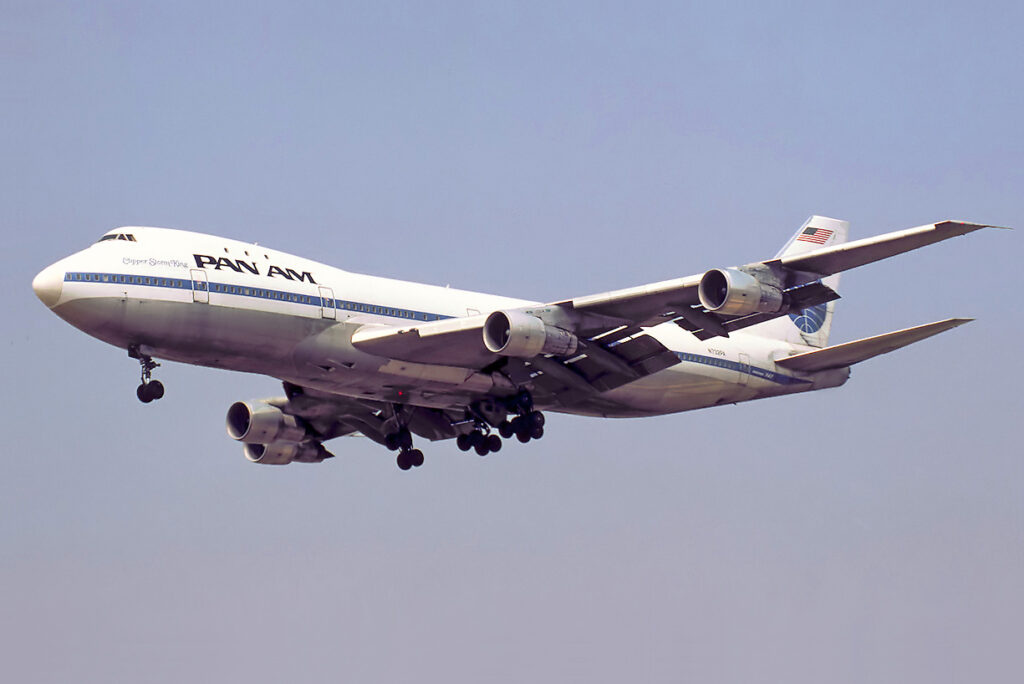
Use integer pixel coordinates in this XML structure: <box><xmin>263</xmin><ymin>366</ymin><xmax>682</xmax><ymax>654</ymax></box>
<box><xmin>474</xmin><ymin>441</ymin><xmax>490</xmax><ymax>457</ymax></box>
<box><xmin>528</xmin><ymin>411</ymin><xmax>545</xmax><ymax>429</ymax></box>
<box><xmin>408</xmin><ymin>449</ymin><xmax>424</xmax><ymax>467</ymax></box>
<box><xmin>136</xmin><ymin>380</ymin><xmax>165</xmax><ymax>403</ymax></box>
<box><xmin>129</xmin><ymin>345</ymin><xmax>163</xmax><ymax>403</ymax></box>
<box><xmin>385</xmin><ymin>433</ymin><xmax>401</xmax><ymax>451</ymax></box>
<box><xmin>486</xmin><ymin>434</ymin><xmax>502</xmax><ymax>453</ymax></box>
<box><xmin>498</xmin><ymin>420</ymin><xmax>515</xmax><ymax>439</ymax></box>
<box><xmin>456</xmin><ymin>433</ymin><xmax>473</xmax><ymax>451</ymax></box>
<box><xmin>531</xmin><ymin>425</ymin><xmax>544</xmax><ymax>440</ymax></box>
<box><xmin>397</xmin><ymin>451</ymin><xmax>413</xmax><ymax>470</ymax></box>
<box><xmin>516</xmin><ymin>427</ymin><xmax>531</xmax><ymax>443</ymax></box>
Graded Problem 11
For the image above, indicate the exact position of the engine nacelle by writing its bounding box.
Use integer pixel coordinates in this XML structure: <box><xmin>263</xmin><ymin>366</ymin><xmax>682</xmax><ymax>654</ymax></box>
<box><xmin>226</xmin><ymin>400</ymin><xmax>308</xmax><ymax>444</ymax></box>
<box><xmin>698</xmin><ymin>268</ymin><xmax>784</xmax><ymax>316</ymax></box>
<box><xmin>483</xmin><ymin>310</ymin><xmax>578</xmax><ymax>358</ymax></box>
<box><xmin>243</xmin><ymin>441</ymin><xmax>332</xmax><ymax>465</ymax></box>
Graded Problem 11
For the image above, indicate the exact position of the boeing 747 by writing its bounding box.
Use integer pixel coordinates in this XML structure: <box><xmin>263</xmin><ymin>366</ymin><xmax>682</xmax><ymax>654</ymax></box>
<box><xmin>32</xmin><ymin>217</ymin><xmax>999</xmax><ymax>470</ymax></box>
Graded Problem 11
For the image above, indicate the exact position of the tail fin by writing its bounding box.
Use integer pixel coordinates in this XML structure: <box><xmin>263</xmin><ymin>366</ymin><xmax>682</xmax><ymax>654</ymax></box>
<box><xmin>748</xmin><ymin>215</ymin><xmax>849</xmax><ymax>348</ymax></box>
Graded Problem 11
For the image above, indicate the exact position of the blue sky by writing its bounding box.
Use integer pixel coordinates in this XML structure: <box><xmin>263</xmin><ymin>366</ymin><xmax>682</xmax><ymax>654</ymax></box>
<box><xmin>3</xmin><ymin>2</ymin><xmax>1021</xmax><ymax>682</ymax></box>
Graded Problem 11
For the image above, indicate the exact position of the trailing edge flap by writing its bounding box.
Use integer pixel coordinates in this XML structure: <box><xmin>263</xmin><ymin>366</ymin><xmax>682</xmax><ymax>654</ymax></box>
<box><xmin>774</xmin><ymin>318</ymin><xmax>972</xmax><ymax>372</ymax></box>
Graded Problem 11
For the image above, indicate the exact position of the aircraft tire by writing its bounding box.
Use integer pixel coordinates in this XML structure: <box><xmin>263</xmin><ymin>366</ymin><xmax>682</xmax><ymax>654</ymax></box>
<box><xmin>409</xmin><ymin>449</ymin><xmax>424</xmax><ymax>467</ymax></box>
<box><xmin>498</xmin><ymin>420</ymin><xmax>515</xmax><ymax>439</ymax></box>
<box><xmin>397</xmin><ymin>452</ymin><xmax>412</xmax><ymax>470</ymax></box>
<box><xmin>456</xmin><ymin>434</ymin><xmax>473</xmax><ymax>451</ymax></box>
<box><xmin>528</xmin><ymin>411</ymin><xmax>544</xmax><ymax>428</ymax></box>
<box><xmin>149</xmin><ymin>380</ymin><xmax>165</xmax><ymax>400</ymax></box>
<box><xmin>486</xmin><ymin>434</ymin><xmax>502</xmax><ymax>452</ymax></box>
<box><xmin>531</xmin><ymin>425</ymin><xmax>544</xmax><ymax>440</ymax></box>
<box><xmin>137</xmin><ymin>384</ymin><xmax>152</xmax><ymax>403</ymax></box>
<box><xmin>474</xmin><ymin>441</ymin><xmax>489</xmax><ymax>457</ymax></box>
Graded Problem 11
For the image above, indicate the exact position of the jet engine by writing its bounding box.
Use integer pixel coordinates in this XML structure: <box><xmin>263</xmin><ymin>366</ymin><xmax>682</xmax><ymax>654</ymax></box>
<box><xmin>226</xmin><ymin>400</ymin><xmax>308</xmax><ymax>444</ymax></box>
<box><xmin>243</xmin><ymin>441</ymin><xmax>332</xmax><ymax>465</ymax></box>
<box><xmin>698</xmin><ymin>268</ymin><xmax>784</xmax><ymax>316</ymax></box>
<box><xmin>483</xmin><ymin>310</ymin><xmax>578</xmax><ymax>358</ymax></box>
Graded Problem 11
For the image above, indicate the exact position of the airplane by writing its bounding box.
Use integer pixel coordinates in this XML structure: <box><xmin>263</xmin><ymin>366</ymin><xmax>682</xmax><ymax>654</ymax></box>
<box><xmin>32</xmin><ymin>216</ymin><xmax>1000</xmax><ymax>471</ymax></box>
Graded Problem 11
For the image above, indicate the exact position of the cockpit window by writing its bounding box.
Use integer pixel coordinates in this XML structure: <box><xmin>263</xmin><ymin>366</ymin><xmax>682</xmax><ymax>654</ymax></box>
<box><xmin>97</xmin><ymin>233</ymin><xmax>137</xmax><ymax>243</ymax></box>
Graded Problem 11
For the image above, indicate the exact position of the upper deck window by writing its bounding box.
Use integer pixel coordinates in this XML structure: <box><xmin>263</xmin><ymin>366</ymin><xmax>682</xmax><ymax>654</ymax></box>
<box><xmin>97</xmin><ymin>233</ymin><xmax>137</xmax><ymax>243</ymax></box>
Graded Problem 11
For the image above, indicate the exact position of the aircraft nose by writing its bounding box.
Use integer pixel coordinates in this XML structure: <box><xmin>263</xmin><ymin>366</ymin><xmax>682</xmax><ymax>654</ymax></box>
<box><xmin>32</xmin><ymin>263</ymin><xmax>65</xmax><ymax>308</ymax></box>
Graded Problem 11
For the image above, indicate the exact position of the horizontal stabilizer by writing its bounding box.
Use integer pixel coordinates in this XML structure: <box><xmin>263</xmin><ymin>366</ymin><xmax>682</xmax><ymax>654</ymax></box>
<box><xmin>774</xmin><ymin>318</ymin><xmax>972</xmax><ymax>372</ymax></box>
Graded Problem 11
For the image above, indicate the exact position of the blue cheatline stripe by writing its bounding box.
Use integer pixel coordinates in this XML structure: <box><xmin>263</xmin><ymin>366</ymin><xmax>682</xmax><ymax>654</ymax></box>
<box><xmin>63</xmin><ymin>272</ymin><xmax>809</xmax><ymax>385</ymax></box>
<box><xmin>675</xmin><ymin>351</ymin><xmax>811</xmax><ymax>385</ymax></box>
<box><xmin>64</xmin><ymin>272</ymin><xmax>455</xmax><ymax>323</ymax></box>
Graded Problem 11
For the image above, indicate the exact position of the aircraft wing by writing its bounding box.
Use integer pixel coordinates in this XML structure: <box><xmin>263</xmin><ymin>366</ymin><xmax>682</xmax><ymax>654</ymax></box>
<box><xmin>561</xmin><ymin>220</ymin><xmax>997</xmax><ymax>336</ymax></box>
<box><xmin>775</xmin><ymin>220</ymin><xmax>997</xmax><ymax>279</ymax></box>
<box><xmin>278</xmin><ymin>381</ymin><xmax>464</xmax><ymax>444</ymax></box>
<box><xmin>349</xmin><ymin>219</ymin><xmax>996</xmax><ymax>402</ymax></box>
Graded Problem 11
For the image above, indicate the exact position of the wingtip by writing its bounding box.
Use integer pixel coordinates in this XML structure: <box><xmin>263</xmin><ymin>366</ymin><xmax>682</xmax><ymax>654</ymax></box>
<box><xmin>939</xmin><ymin>220</ymin><xmax>1013</xmax><ymax>231</ymax></box>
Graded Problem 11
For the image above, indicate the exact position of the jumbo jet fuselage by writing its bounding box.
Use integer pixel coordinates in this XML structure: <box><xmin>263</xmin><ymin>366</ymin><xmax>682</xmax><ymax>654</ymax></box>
<box><xmin>33</xmin><ymin>226</ymin><xmax>845</xmax><ymax>420</ymax></box>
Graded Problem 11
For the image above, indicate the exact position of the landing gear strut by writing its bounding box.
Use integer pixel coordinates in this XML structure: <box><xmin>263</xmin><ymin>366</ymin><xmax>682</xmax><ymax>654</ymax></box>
<box><xmin>129</xmin><ymin>345</ymin><xmax>164</xmax><ymax>403</ymax></box>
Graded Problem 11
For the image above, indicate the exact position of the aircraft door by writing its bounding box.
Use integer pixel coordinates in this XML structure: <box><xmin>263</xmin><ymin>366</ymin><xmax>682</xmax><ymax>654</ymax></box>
<box><xmin>191</xmin><ymin>269</ymin><xmax>209</xmax><ymax>303</ymax></box>
<box><xmin>319</xmin><ymin>286</ymin><xmax>336</xmax><ymax>320</ymax></box>
<box><xmin>737</xmin><ymin>352</ymin><xmax>751</xmax><ymax>386</ymax></box>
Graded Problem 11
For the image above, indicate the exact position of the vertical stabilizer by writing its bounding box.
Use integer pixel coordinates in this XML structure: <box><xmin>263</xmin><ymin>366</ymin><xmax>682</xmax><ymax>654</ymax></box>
<box><xmin>748</xmin><ymin>215</ymin><xmax>849</xmax><ymax>348</ymax></box>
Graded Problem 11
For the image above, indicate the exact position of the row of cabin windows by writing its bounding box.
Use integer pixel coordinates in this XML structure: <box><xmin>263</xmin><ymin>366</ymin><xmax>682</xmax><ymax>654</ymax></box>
<box><xmin>72</xmin><ymin>273</ymin><xmax>187</xmax><ymax>288</ymax></box>
<box><xmin>335</xmin><ymin>300</ymin><xmax>443</xmax><ymax>321</ymax></box>
<box><xmin>679</xmin><ymin>352</ymin><xmax>734</xmax><ymax>369</ymax></box>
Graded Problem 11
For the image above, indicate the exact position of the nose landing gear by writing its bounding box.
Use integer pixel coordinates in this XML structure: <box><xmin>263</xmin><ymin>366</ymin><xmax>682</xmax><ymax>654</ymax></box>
<box><xmin>129</xmin><ymin>345</ymin><xmax>164</xmax><ymax>403</ymax></box>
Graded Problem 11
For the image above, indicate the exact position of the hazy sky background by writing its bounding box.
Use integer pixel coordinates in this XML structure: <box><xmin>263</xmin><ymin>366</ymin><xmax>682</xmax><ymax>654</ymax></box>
<box><xmin>2</xmin><ymin>1</ymin><xmax>1021</xmax><ymax>682</ymax></box>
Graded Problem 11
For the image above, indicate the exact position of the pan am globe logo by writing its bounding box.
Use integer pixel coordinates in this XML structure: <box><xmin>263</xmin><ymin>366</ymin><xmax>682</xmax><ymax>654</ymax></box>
<box><xmin>789</xmin><ymin>304</ymin><xmax>828</xmax><ymax>333</ymax></box>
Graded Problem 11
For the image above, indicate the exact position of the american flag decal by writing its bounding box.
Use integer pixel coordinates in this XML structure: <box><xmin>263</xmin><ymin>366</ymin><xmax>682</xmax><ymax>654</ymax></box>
<box><xmin>796</xmin><ymin>227</ymin><xmax>834</xmax><ymax>244</ymax></box>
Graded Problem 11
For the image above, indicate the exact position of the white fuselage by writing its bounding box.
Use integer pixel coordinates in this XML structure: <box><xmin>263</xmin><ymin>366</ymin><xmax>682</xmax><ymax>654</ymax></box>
<box><xmin>34</xmin><ymin>227</ymin><xmax>848</xmax><ymax>418</ymax></box>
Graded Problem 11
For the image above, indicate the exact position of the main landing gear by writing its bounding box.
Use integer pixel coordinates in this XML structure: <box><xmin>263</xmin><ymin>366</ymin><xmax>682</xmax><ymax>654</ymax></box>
<box><xmin>383</xmin><ymin>426</ymin><xmax>424</xmax><ymax>471</ymax></box>
<box><xmin>456</xmin><ymin>389</ymin><xmax>546</xmax><ymax>458</ymax></box>
<box><xmin>129</xmin><ymin>345</ymin><xmax>164</xmax><ymax>404</ymax></box>
<box><xmin>456</xmin><ymin>428</ymin><xmax>503</xmax><ymax>456</ymax></box>
<box><xmin>383</xmin><ymin>390</ymin><xmax>547</xmax><ymax>471</ymax></box>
